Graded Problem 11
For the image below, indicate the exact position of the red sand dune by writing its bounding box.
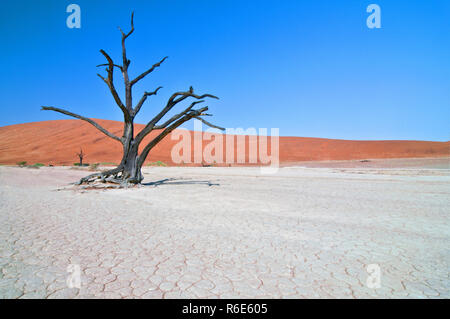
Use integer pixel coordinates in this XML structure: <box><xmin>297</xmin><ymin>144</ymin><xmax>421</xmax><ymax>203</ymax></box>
<box><xmin>0</xmin><ymin>119</ymin><xmax>448</xmax><ymax>166</ymax></box>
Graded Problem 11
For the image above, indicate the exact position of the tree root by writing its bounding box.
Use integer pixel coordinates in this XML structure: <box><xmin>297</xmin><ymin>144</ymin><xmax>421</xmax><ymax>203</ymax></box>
<box><xmin>74</xmin><ymin>166</ymin><xmax>140</xmax><ymax>188</ymax></box>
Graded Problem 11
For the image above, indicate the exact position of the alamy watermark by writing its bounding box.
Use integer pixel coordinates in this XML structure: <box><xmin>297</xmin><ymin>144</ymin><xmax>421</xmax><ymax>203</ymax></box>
<box><xmin>66</xmin><ymin>4</ymin><xmax>381</xmax><ymax>30</ymax></box>
<box><xmin>171</xmin><ymin>120</ymin><xmax>280</xmax><ymax>174</ymax></box>
<box><xmin>366</xmin><ymin>4</ymin><xmax>381</xmax><ymax>29</ymax></box>
<box><xmin>66</xmin><ymin>264</ymin><xmax>81</xmax><ymax>289</ymax></box>
<box><xmin>66</xmin><ymin>4</ymin><xmax>81</xmax><ymax>29</ymax></box>
<box><xmin>366</xmin><ymin>264</ymin><xmax>381</xmax><ymax>289</ymax></box>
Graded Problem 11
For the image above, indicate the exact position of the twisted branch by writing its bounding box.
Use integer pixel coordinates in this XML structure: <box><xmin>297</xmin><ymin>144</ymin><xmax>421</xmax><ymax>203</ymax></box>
<box><xmin>133</xmin><ymin>86</ymin><xmax>163</xmax><ymax>116</ymax></box>
<box><xmin>130</xmin><ymin>56</ymin><xmax>168</xmax><ymax>86</ymax></box>
<box><xmin>194</xmin><ymin>117</ymin><xmax>225</xmax><ymax>131</ymax></box>
<box><xmin>97</xmin><ymin>49</ymin><xmax>129</xmax><ymax>119</ymax></box>
<box><xmin>134</xmin><ymin>87</ymin><xmax>219</xmax><ymax>144</ymax></box>
<box><xmin>153</xmin><ymin>100</ymin><xmax>205</xmax><ymax>129</ymax></box>
<box><xmin>41</xmin><ymin>106</ymin><xmax>122</xmax><ymax>143</ymax></box>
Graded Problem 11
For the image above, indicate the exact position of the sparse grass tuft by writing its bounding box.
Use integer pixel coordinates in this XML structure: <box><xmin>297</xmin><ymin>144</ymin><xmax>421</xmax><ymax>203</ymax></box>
<box><xmin>27</xmin><ymin>163</ymin><xmax>44</xmax><ymax>169</ymax></box>
<box><xmin>17</xmin><ymin>161</ymin><xmax>27</xmax><ymax>167</ymax></box>
<box><xmin>100</xmin><ymin>162</ymin><xmax>117</xmax><ymax>166</ymax></box>
<box><xmin>74</xmin><ymin>163</ymin><xmax>89</xmax><ymax>167</ymax></box>
<box><xmin>89</xmin><ymin>163</ymin><xmax>100</xmax><ymax>171</ymax></box>
<box><xmin>148</xmin><ymin>161</ymin><xmax>167</xmax><ymax>167</ymax></box>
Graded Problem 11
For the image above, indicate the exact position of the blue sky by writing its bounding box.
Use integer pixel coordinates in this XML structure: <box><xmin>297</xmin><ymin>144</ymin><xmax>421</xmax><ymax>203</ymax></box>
<box><xmin>0</xmin><ymin>0</ymin><xmax>449</xmax><ymax>141</ymax></box>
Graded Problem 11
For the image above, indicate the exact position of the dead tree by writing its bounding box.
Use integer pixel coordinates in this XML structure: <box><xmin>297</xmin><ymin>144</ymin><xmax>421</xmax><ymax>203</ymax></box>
<box><xmin>41</xmin><ymin>13</ymin><xmax>223</xmax><ymax>186</ymax></box>
<box><xmin>76</xmin><ymin>148</ymin><xmax>85</xmax><ymax>166</ymax></box>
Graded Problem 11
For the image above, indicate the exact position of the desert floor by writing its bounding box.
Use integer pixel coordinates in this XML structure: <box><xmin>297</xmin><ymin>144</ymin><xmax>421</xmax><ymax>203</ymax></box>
<box><xmin>0</xmin><ymin>160</ymin><xmax>449</xmax><ymax>298</ymax></box>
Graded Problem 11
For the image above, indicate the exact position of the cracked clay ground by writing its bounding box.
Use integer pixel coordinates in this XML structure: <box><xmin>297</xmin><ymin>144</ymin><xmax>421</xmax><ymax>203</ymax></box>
<box><xmin>0</xmin><ymin>165</ymin><xmax>449</xmax><ymax>298</ymax></box>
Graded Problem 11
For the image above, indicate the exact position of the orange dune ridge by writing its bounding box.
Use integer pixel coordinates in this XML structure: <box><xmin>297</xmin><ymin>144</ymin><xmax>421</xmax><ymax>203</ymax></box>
<box><xmin>0</xmin><ymin>119</ymin><xmax>448</xmax><ymax>166</ymax></box>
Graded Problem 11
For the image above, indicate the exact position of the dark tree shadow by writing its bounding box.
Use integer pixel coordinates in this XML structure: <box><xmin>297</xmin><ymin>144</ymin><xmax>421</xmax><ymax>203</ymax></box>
<box><xmin>142</xmin><ymin>178</ymin><xmax>219</xmax><ymax>187</ymax></box>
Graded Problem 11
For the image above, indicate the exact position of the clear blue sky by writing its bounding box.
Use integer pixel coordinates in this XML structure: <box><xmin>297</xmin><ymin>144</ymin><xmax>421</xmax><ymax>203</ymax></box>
<box><xmin>0</xmin><ymin>0</ymin><xmax>449</xmax><ymax>141</ymax></box>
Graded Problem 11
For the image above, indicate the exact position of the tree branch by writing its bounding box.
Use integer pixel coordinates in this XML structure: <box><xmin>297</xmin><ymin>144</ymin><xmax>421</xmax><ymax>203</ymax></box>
<box><xmin>97</xmin><ymin>49</ymin><xmax>130</xmax><ymax>119</ymax></box>
<box><xmin>137</xmin><ymin>113</ymin><xmax>196</xmax><ymax>167</ymax></box>
<box><xmin>194</xmin><ymin>116</ymin><xmax>225</xmax><ymax>131</ymax></box>
<box><xmin>130</xmin><ymin>56</ymin><xmax>168</xmax><ymax>86</ymax></box>
<box><xmin>41</xmin><ymin>106</ymin><xmax>122</xmax><ymax>143</ymax></box>
<box><xmin>96</xmin><ymin>63</ymin><xmax>123</xmax><ymax>72</ymax></box>
<box><xmin>153</xmin><ymin>100</ymin><xmax>205</xmax><ymax>129</ymax></box>
<box><xmin>133</xmin><ymin>86</ymin><xmax>163</xmax><ymax>116</ymax></box>
<box><xmin>118</xmin><ymin>11</ymin><xmax>134</xmax><ymax>67</ymax></box>
<box><xmin>118</xmin><ymin>12</ymin><xmax>135</xmax><ymax>110</ymax></box>
<box><xmin>134</xmin><ymin>87</ymin><xmax>219</xmax><ymax>144</ymax></box>
<box><xmin>119</xmin><ymin>12</ymin><xmax>135</xmax><ymax>40</ymax></box>
<box><xmin>168</xmin><ymin>87</ymin><xmax>218</xmax><ymax>107</ymax></box>
<box><xmin>137</xmin><ymin>107</ymin><xmax>223</xmax><ymax>166</ymax></box>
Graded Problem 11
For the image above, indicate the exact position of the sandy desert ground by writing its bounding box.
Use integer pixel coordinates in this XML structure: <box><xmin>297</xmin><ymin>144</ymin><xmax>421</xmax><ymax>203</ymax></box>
<box><xmin>0</xmin><ymin>120</ymin><xmax>449</xmax><ymax>165</ymax></box>
<box><xmin>0</xmin><ymin>160</ymin><xmax>449</xmax><ymax>298</ymax></box>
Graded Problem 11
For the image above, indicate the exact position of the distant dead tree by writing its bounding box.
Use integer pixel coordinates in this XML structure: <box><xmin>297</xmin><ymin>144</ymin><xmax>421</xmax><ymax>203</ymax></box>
<box><xmin>42</xmin><ymin>13</ymin><xmax>223</xmax><ymax>186</ymax></box>
<box><xmin>76</xmin><ymin>148</ymin><xmax>85</xmax><ymax>166</ymax></box>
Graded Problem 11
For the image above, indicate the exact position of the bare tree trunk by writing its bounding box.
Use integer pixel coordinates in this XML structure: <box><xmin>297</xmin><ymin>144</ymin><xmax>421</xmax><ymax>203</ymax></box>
<box><xmin>76</xmin><ymin>148</ymin><xmax>84</xmax><ymax>166</ymax></box>
<box><xmin>41</xmin><ymin>13</ymin><xmax>224</xmax><ymax>187</ymax></box>
<box><xmin>120</xmin><ymin>132</ymin><xmax>143</xmax><ymax>183</ymax></box>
